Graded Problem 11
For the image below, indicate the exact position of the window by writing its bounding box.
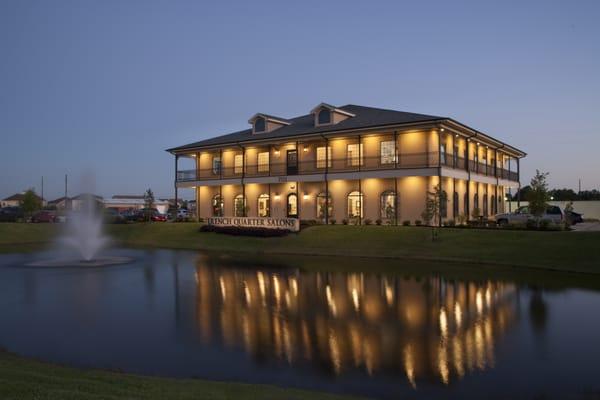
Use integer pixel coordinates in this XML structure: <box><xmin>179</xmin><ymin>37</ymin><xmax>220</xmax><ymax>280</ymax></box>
<box><xmin>317</xmin><ymin>192</ymin><xmax>332</xmax><ymax>221</ymax></box>
<box><xmin>473</xmin><ymin>193</ymin><xmax>479</xmax><ymax>211</ymax></box>
<box><xmin>234</xmin><ymin>154</ymin><xmax>244</xmax><ymax>174</ymax></box>
<box><xmin>258</xmin><ymin>194</ymin><xmax>270</xmax><ymax>217</ymax></box>
<box><xmin>316</xmin><ymin>146</ymin><xmax>332</xmax><ymax>168</ymax></box>
<box><xmin>490</xmin><ymin>195</ymin><xmax>496</xmax><ymax>214</ymax></box>
<box><xmin>380</xmin><ymin>141</ymin><xmax>396</xmax><ymax>165</ymax></box>
<box><xmin>440</xmin><ymin>143</ymin><xmax>447</xmax><ymax>166</ymax></box>
<box><xmin>212</xmin><ymin>156</ymin><xmax>221</xmax><ymax>175</ymax></box>
<box><xmin>483</xmin><ymin>194</ymin><xmax>488</xmax><ymax>216</ymax></box>
<box><xmin>347</xmin><ymin>143</ymin><xmax>363</xmax><ymax>167</ymax></box>
<box><xmin>380</xmin><ymin>191</ymin><xmax>397</xmax><ymax>221</ymax></box>
<box><xmin>453</xmin><ymin>144</ymin><xmax>459</xmax><ymax>167</ymax></box>
<box><xmin>347</xmin><ymin>191</ymin><xmax>363</xmax><ymax>219</ymax></box>
<box><xmin>464</xmin><ymin>193</ymin><xmax>469</xmax><ymax>214</ymax></box>
<box><xmin>212</xmin><ymin>194</ymin><xmax>224</xmax><ymax>217</ymax></box>
<box><xmin>234</xmin><ymin>194</ymin><xmax>246</xmax><ymax>217</ymax></box>
<box><xmin>257</xmin><ymin>152</ymin><xmax>269</xmax><ymax>173</ymax></box>
<box><xmin>318</xmin><ymin>109</ymin><xmax>331</xmax><ymax>125</ymax></box>
<box><xmin>287</xmin><ymin>194</ymin><xmax>298</xmax><ymax>217</ymax></box>
<box><xmin>254</xmin><ymin>117</ymin><xmax>265</xmax><ymax>133</ymax></box>
<box><xmin>453</xmin><ymin>192</ymin><xmax>459</xmax><ymax>217</ymax></box>
<box><xmin>441</xmin><ymin>190</ymin><xmax>448</xmax><ymax>218</ymax></box>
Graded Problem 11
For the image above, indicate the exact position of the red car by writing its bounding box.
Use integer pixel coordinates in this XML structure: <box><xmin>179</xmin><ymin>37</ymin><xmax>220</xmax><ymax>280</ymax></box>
<box><xmin>31</xmin><ymin>211</ymin><xmax>56</xmax><ymax>223</ymax></box>
<box><xmin>151</xmin><ymin>213</ymin><xmax>167</xmax><ymax>222</ymax></box>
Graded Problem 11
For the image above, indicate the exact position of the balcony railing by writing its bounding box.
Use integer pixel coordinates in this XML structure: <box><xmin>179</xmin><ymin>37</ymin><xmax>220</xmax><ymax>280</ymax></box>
<box><xmin>176</xmin><ymin>151</ymin><xmax>519</xmax><ymax>182</ymax></box>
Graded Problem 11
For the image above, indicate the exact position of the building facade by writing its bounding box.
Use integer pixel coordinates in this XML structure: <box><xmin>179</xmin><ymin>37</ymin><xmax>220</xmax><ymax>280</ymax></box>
<box><xmin>168</xmin><ymin>103</ymin><xmax>525</xmax><ymax>224</ymax></box>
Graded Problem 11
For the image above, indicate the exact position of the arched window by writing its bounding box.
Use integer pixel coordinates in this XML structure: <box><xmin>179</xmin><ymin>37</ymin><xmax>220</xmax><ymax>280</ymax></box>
<box><xmin>347</xmin><ymin>191</ymin><xmax>363</xmax><ymax>219</ymax></box>
<box><xmin>490</xmin><ymin>195</ymin><xmax>496</xmax><ymax>215</ymax></box>
<box><xmin>464</xmin><ymin>193</ymin><xmax>469</xmax><ymax>215</ymax></box>
<box><xmin>254</xmin><ymin>117</ymin><xmax>265</xmax><ymax>133</ymax></box>
<box><xmin>473</xmin><ymin>193</ymin><xmax>479</xmax><ymax>212</ymax></box>
<box><xmin>234</xmin><ymin>194</ymin><xmax>246</xmax><ymax>217</ymax></box>
<box><xmin>318</xmin><ymin>109</ymin><xmax>331</xmax><ymax>125</ymax></box>
<box><xmin>380</xmin><ymin>191</ymin><xmax>397</xmax><ymax>221</ymax></box>
<box><xmin>287</xmin><ymin>193</ymin><xmax>298</xmax><ymax>218</ymax></box>
<box><xmin>257</xmin><ymin>194</ymin><xmax>270</xmax><ymax>217</ymax></box>
<box><xmin>317</xmin><ymin>192</ymin><xmax>332</xmax><ymax>221</ymax></box>
<box><xmin>212</xmin><ymin>194</ymin><xmax>224</xmax><ymax>217</ymax></box>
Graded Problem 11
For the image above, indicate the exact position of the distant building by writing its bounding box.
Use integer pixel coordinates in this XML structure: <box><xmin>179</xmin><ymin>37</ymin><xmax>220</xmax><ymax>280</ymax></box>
<box><xmin>47</xmin><ymin>196</ymin><xmax>71</xmax><ymax>210</ymax></box>
<box><xmin>104</xmin><ymin>195</ymin><xmax>170</xmax><ymax>214</ymax></box>
<box><xmin>71</xmin><ymin>194</ymin><xmax>104</xmax><ymax>211</ymax></box>
<box><xmin>1</xmin><ymin>192</ymin><xmax>45</xmax><ymax>208</ymax></box>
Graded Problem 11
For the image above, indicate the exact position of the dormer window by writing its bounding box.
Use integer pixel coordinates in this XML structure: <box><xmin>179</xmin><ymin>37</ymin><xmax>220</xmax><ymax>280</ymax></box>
<box><xmin>318</xmin><ymin>109</ymin><xmax>331</xmax><ymax>125</ymax></box>
<box><xmin>254</xmin><ymin>117</ymin><xmax>266</xmax><ymax>133</ymax></box>
<box><xmin>249</xmin><ymin>113</ymin><xmax>290</xmax><ymax>134</ymax></box>
<box><xmin>311</xmin><ymin>103</ymin><xmax>356</xmax><ymax>127</ymax></box>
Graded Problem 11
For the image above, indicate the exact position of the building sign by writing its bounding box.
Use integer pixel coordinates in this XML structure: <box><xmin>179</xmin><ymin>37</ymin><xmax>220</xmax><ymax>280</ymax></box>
<box><xmin>206</xmin><ymin>217</ymin><xmax>299</xmax><ymax>232</ymax></box>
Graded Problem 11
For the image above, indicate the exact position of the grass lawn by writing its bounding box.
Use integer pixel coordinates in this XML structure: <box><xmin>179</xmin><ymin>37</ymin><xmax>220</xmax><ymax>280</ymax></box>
<box><xmin>1</xmin><ymin>222</ymin><xmax>600</xmax><ymax>274</ymax></box>
<box><xmin>0</xmin><ymin>351</ymin><xmax>361</xmax><ymax>400</ymax></box>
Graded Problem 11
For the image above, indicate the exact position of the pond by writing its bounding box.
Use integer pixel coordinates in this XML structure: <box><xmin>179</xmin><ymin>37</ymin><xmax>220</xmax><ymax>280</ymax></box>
<box><xmin>1</xmin><ymin>248</ymin><xmax>599</xmax><ymax>399</ymax></box>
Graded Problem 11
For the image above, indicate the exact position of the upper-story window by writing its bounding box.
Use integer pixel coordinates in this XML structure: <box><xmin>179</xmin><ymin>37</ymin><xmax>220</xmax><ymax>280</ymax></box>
<box><xmin>316</xmin><ymin>146</ymin><xmax>332</xmax><ymax>168</ymax></box>
<box><xmin>234</xmin><ymin>154</ymin><xmax>244</xmax><ymax>174</ymax></box>
<box><xmin>318</xmin><ymin>109</ymin><xmax>331</xmax><ymax>125</ymax></box>
<box><xmin>347</xmin><ymin>143</ymin><xmax>363</xmax><ymax>166</ymax></box>
<box><xmin>257</xmin><ymin>152</ymin><xmax>269</xmax><ymax>173</ymax></box>
<box><xmin>254</xmin><ymin>117</ymin><xmax>266</xmax><ymax>133</ymax></box>
<box><xmin>212</xmin><ymin>156</ymin><xmax>221</xmax><ymax>175</ymax></box>
<box><xmin>440</xmin><ymin>143</ymin><xmax>447</xmax><ymax>166</ymax></box>
<box><xmin>380</xmin><ymin>141</ymin><xmax>396</xmax><ymax>165</ymax></box>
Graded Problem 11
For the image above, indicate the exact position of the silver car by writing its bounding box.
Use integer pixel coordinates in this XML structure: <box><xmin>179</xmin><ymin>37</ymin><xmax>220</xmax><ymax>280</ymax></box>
<box><xmin>495</xmin><ymin>205</ymin><xmax>564</xmax><ymax>226</ymax></box>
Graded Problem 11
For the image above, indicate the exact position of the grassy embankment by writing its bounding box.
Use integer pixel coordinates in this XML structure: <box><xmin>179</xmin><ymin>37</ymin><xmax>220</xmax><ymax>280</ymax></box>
<box><xmin>0</xmin><ymin>351</ymin><xmax>361</xmax><ymax>400</ymax></box>
<box><xmin>1</xmin><ymin>222</ymin><xmax>600</xmax><ymax>274</ymax></box>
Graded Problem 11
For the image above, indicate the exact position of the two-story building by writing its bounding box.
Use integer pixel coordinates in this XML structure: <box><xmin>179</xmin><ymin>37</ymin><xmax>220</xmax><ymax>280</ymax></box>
<box><xmin>167</xmin><ymin>103</ymin><xmax>525</xmax><ymax>224</ymax></box>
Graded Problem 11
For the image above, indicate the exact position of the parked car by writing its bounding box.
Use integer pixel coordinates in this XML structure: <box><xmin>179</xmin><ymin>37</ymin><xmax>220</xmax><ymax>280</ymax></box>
<box><xmin>31</xmin><ymin>210</ymin><xmax>56</xmax><ymax>223</ymax></box>
<box><xmin>0</xmin><ymin>207</ymin><xmax>24</xmax><ymax>222</ymax></box>
<box><xmin>104</xmin><ymin>208</ymin><xmax>125</xmax><ymax>224</ymax></box>
<box><xmin>176</xmin><ymin>209</ymin><xmax>191</xmax><ymax>221</ymax></box>
<box><xmin>495</xmin><ymin>205</ymin><xmax>564</xmax><ymax>226</ymax></box>
<box><xmin>565</xmin><ymin>210</ymin><xmax>583</xmax><ymax>225</ymax></box>
<box><xmin>151</xmin><ymin>213</ymin><xmax>167</xmax><ymax>222</ymax></box>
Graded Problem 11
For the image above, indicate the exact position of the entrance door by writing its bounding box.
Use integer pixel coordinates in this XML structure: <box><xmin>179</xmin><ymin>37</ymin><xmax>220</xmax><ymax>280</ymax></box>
<box><xmin>287</xmin><ymin>149</ymin><xmax>298</xmax><ymax>175</ymax></box>
<box><xmin>287</xmin><ymin>194</ymin><xmax>298</xmax><ymax>218</ymax></box>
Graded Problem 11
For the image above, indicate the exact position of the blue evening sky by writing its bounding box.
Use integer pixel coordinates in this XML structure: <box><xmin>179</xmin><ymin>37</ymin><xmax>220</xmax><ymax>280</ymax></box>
<box><xmin>1</xmin><ymin>0</ymin><xmax>599</xmax><ymax>200</ymax></box>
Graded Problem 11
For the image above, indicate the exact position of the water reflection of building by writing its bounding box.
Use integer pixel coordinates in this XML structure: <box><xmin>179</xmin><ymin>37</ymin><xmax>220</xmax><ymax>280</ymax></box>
<box><xmin>193</xmin><ymin>258</ymin><xmax>519</xmax><ymax>388</ymax></box>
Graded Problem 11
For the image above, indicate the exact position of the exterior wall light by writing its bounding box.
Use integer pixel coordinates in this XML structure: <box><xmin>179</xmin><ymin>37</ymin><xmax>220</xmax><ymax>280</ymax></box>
<box><xmin>303</xmin><ymin>193</ymin><xmax>309</xmax><ymax>200</ymax></box>
<box><xmin>274</xmin><ymin>148</ymin><xmax>280</xmax><ymax>156</ymax></box>
<box><xmin>274</xmin><ymin>193</ymin><xmax>280</xmax><ymax>200</ymax></box>
<box><xmin>303</xmin><ymin>146</ymin><xmax>309</xmax><ymax>152</ymax></box>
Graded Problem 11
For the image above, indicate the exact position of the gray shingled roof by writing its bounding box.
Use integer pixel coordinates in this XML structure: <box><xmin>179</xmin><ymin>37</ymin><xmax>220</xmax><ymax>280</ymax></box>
<box><xmin>167</xmin><ymin>104</ymin><xmax>445</xmax><ymax>152</ymax></box>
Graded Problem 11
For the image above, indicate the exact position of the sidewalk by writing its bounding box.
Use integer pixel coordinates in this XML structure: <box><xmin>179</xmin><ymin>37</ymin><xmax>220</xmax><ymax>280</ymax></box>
<box><xmin>571</xmin><ymin>222</ymin><xmax>600</xmax><ymax>232</ymax></box>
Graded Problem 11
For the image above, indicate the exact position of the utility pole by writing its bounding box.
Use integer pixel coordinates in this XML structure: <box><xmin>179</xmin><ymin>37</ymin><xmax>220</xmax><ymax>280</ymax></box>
<box><xmin>579</xmin><ymin>179</ymin><xmax>581</xmax><ymax>195</ymax></box>
<box><xmin>65</xmin><ymin>174</ymin><xmax>68</xmax><ymax>210</ymax></box>
<box><xmin>41</xmin><ymin>176</ymin><xmax>44</xmax><ymax>205</ymax></box>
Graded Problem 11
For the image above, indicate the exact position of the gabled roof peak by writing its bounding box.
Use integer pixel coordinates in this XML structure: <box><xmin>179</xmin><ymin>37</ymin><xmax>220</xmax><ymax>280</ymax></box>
<box><xmin>310</xmin><ymin>102</ymin><xmax>356</xmax><ymax>117</ymax></box>
<box><xmin>247</xmin><ymin>113</ymin><xmax>291</xmax><ymax>126</ymax></box>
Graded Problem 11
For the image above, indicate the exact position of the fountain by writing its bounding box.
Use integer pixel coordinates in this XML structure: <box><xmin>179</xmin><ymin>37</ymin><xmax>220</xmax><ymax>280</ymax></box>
<box><xmin>27</xmin><ymin>192</ymin><xmax>132</xmax><ymax>268</ymax></box>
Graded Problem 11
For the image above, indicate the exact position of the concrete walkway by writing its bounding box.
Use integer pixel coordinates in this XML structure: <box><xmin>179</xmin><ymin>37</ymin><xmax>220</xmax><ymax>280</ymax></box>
<box><xmin>571</xmin><ymin>222</ymin><xmax>600</xmax><ymax>232</ymax></box>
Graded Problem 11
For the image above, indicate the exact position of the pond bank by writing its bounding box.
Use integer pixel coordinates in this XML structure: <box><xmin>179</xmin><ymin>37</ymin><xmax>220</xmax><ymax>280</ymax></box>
<box><xmin>1</xmin><ymin>223</ymin><xmax>599</xmax><ymax>274</ymax></box>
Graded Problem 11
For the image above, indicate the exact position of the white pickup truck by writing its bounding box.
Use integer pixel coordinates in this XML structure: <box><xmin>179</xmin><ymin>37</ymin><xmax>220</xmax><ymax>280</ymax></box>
<box><xmin>495</xmin><ymin>205</ymin><xmax>564</xmax><ymax>226</ymax></box>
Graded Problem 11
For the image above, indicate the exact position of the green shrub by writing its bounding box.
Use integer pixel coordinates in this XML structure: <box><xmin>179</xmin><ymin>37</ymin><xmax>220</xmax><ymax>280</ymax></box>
<box><xmin>342</xmin><ymin>219</ymin><xmax>349</xmax><ymax>225</ymax></box>
<box><xmin>402</xmin><ymin>220</ymin><xmax>411</xmax><ymax>226</ymax></box>
<box><xmin>526</xmin><ymin>219</ymin><xmax>537</xmax><ymax>230</ymax></box>
<box><xmin>364</xmin><ymin>219</ymin><xmax>373</xmax><ymax>225</ymax></box>
<box><xmin>375</xmin><ymin>219</ymin><xmax>382</xmax><ymax>225</ymax></box>
<box><xmin>199</xmin><ymin>225</ymin><xmax>289</xmax><ymax>237</ymax></box>
<box><xmin>329</xmin><ymin>219</ymin><xmax>336</xmax><ymax>225</ymax></box>
<box><xmin>539</xmin><ymin>219</ymin><xmax>551</xmax><ymax>230</ymax></box>
<box><xmin>446</xmin><ymin>220</ymin><xmax>456</xmax><ymax>227</ymax></box>
<box><xmin>415</xmin><ymin>220</ymin><xmax>422</xmax><ymax>226</ymax></box>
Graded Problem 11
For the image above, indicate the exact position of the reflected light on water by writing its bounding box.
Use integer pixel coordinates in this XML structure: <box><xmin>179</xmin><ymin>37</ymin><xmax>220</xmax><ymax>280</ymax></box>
<box><xmin>192</xmin><ymin>261</ymin><xmax>519</xmax><ymax>388</ymax></box>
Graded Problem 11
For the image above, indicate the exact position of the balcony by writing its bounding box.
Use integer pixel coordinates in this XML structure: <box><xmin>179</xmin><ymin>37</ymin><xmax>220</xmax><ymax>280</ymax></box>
<box><xmin>176</xmin><ymin>151</ymin><xmax>519</xmax><ymax>183</ymax></box>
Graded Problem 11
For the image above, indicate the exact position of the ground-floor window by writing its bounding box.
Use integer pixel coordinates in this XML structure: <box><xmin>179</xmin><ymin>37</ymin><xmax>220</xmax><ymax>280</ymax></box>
<box><xmin>257</xmin><ymin>194</ymin><xmax>270</xmax><ymax>217</ymax></box>
<box><xmin>440</xmin><ymin>190</ymin><xmax>448</xmax><ymax>218</ymax></box>
<box><xmin>490</xmin><ymin>195</ymin><xmax>496</xmax><ymax>215</ymax></box>
<box><xmin>453</xmin><ymin>192</ymin><xmax>459</xmax><ymax>218</ymax></box>
<box><xmin>473</xmin><ymin>193</ymin><xmax>479</xmax><ymax>215</ymax></box>
<box><xmin>464</xmin><ymin>193</ymin><xmax>469</xmax><ymax>215</ymax></box>
<box><xmin>483</xmin><ymin>194</ymin><xmax>488</xmax><ymax>216</ymax></box>
<box><xmin>347</xmin><ymin>191</ymin><xmax>363</xmax><ymax>219</ymax></box>
<box><xmin>317</xmin><ymin>192</ymin><xmax>332</xmax><ymax>221</ymax></box>
<box><xmin>287</xmin><ymin>193</ymin><xmax>298</xmax><ymax>217</ymax></box>
<box><xmin>380</xmin><ymin>191</ymin><xmax>396</xmax><ymax>221</ymax></box>
<box><xmin>234</xmin><ymin>194</ymin><xmax>246</xmax><ymax>217</ymax></box>
<box><xmin>212</xmin><ymin>194</ymin><xmax>224</xmax><ymax>217</ymax></box>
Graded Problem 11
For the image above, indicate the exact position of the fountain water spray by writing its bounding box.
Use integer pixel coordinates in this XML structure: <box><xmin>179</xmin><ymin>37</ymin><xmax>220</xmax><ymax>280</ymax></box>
<box><xmin>61</xmin><ymin>194</ymin><xmax>108</xmax><ymax>261</ymax></box>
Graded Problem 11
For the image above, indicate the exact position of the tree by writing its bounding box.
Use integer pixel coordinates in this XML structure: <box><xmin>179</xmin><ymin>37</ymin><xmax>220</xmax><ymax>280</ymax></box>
<box><xmin>144</xmin><ymin>188</ymin><xmax>155</xmax><ymax>222</ymax></box>
<box><xmin>20</xmin><ymin>189</ymin><xmax>42</xmax><ymax>219</ymax></box>
<box><xmin>421</xmin><ymin>184</ymin><xmax>447</xmax><ymax>240</ymax></box>
<box><xmin>526</xmin><ymin>170</ymin><xmax>550</xmax><ymax>225</ymax></box>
